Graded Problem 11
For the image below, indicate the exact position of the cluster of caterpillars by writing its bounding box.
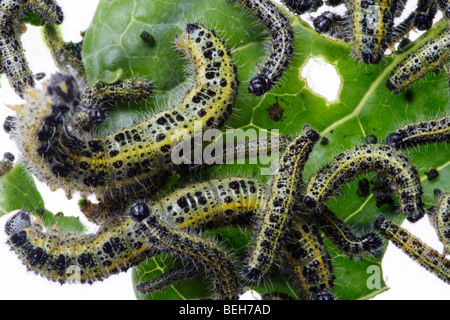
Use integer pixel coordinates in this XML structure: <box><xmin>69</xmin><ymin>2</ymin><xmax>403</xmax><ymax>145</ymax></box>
<box><xmin>1</xmin><ymin>0</ymin><xmax>449</xmax><ymax>300</ymax></box>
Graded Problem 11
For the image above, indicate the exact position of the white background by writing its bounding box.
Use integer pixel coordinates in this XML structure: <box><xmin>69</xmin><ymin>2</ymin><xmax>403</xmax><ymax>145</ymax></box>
<box><xmin>0</xmin><ymin>0</ymin><xmax>449</xmax><ymax>300</ymax></box>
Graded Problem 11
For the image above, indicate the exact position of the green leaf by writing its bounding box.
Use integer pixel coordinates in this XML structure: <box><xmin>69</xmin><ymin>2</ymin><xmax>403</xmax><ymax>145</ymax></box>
<box><xmin>0</xmin><ymin>162</ymin><xmax>85</xmax><ymax>233</ymax></box>
<box><xmin>82</xmin><ymin>0</ymin><xmax>449</xmax><ymax>300</ymax></box>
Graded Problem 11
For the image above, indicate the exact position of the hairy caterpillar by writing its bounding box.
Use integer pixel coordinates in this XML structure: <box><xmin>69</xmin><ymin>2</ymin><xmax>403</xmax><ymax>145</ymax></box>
<box><xmin>303</xmin><ymin>144</ymin><xmax>425</xmax><ymax>223</ymax></box>
<box><xmin>135</xmin><ymin>264</ymin><xmax>201</xmax><ymax>295</ymax></box>
<box><xmin>7</xmin><ymin>23</ymin><xmax>238</xmax><ymax>201</ymax></box>
<box><xmin>281</xmin><ymin>0</ymin><xmax>321</xmax><ymax>15</ymax></box>
<box><xmin>385</xmin><ymin>115</ymin><xmax>450</xmax><ymax>149</ymax></box>
<box><xmin>349</xmin><ymin>0</ymin><xmax>399</xmax><ymax>64</ymax></box>
<box><xmin>314</xmin><ymin>206</ymin><xmax>383</xmax><ymax>258</ymax></box>
<box><xmin>312</xmin><ymin>11</ymin><xmax>350</xmax><ymax>40</ymax></box>
<box><xmin>284</xmin><ymin>216</ymin><xmax>335</xmax><ymax>300</ymax></box>
<box><xmin>0</xmin><ymin>0</ymin><xmax>63</xmax><ymax>97</ymax></box>
<box><xmin>374</xmin><ymin>215</ymin><xmax>450</xmax><ymax>284</ymax></box>
<box><xmin>235</xmin><ymin>0</ymin><xmax>294</xmax><ymax>96</ymax></box>
<box><xmin>243</xmin><ymin>125</ymin><xmax>320</xmax><ymax>282</ymax></box>
<box><xmin>386</xmin><ymin>29</ymin><xmax>450</xmax><ymax>94</ymax></box>
<box><xmin>428</xmin><ymin>192</ymin><xmax>450</xmax><ymax>255</ymax></box>
<box><xmin>130</xmin><ymin>209</ymin><xmax>241</xmax><ymax>300</ymax></box>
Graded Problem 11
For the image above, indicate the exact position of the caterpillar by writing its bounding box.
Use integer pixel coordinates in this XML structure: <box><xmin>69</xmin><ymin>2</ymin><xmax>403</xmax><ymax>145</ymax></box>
<box><xmin>386</xmin><ymin>29</ymin><xmax>450</xmax><ymax>94</ymax></box>
<box><xmin>0</xmin><ymin>0</ymin><xmax>63</xmax><ymax>97</ymax></box>
<box><xmin>135</xmin><ymin>263</ymin><xmax>201</xmax><ymax>295</ymax></box>
<box><xmin>281</xmin><ymin>0</ymin><xmax>322</xmax><ymax>15</ymax></box>
<box><xmin>7</xmin><ymin>23</ymin><xmax>238</xmax><ymax>201</ymax></box>
<box><xmin>130</xmin><ymin>209</ymin><xmax>241</xmax><ymax>300</ymax></box>
<box><xmin>437</xmin><ymin>0</ymin><xmax>450</xmax><ymax>24</ymax></box>
<box><xmin>242</xmin><ymin>125</ymin><xmax>320</xmax><ymax>282</ymax></box>
<box><xmin>314</xmin><ymin>206</ymin><xmax>383</xmax><ymax>258</ymax></box>
<box><xmin>374</xmin><ymin>215</ymin><xmax>450</xmax><ymax>284</ymax></box>
<box><xmin>303</xmin><ymin>143</ymin><xmax>425</xmax><ymax>223</ymax></box>
<box><xmin>349</xmin><ymin>0</ymin><xmax>399</xmax><ymax>64</ymax></box>
<box><xmin>283</xmin><ymin>216</ymin><xmax>335</xmax><ymax>300</ymax></box>
<box><xmin>428</xmin><ymin>192</ymin><xmax>450</xmax><ymax>255</ymax></box>
<box><xmin>43</xmin><ymin>23</ymin><xmax>84</xmax><ymax>79</ymax></box>
<box><xmin>235</xmin><ymin>0</ymin><xmax>295</xmax><ymax>96</ymax></box>
<box><xmin>414</xmin><ymin>0</ymin><xmax>438</xmax><ymax>31</ymax></box>
<box><xmin>312</xmin><ymin>11</ymin><xmax>350</xmax><ymax>40</ymax></box>
<box><xmin>385</xmin><ymin>115</ymin><xmax>450</xmax><ymax>149</ymax></box>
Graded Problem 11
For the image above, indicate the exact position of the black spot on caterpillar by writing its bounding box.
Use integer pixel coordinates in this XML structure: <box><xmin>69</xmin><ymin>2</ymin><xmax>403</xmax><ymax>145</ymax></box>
<box><xmin>314</xmin><ymin>206</ymin><xmax>383</xmax><ymax>258</ymax></box>
<box><xmin>414</xmin><ymin>0</ymin><xmax>438</xmax><ymax>31</ymax></box>
<box><xmin>243</xmin><ymin>125</ymin><xmax>320</xmax><ymax>282</ymax></box>
<box><xmin>385</xmin><ymin>115</ymin><xmax>450</xmax><ymax>149</ymax></box>
<box><xmin>8</xmin><ymin>23</ymin><xmax>238</xmax><ymax>201</ymax></box>
<box><xmin>428</xmin><ymin>192</ymin><xmax>450</xmax><ymax>255</ymax></box>
<box><xmin>235</xmin><ymin>0</ymin><xmax>295</xmax><ymax>96</ymax></box>
<box><xmin>283</xmin><ymin>215</ymin><xmax>335</xmax><ymax>300</ymax></box>
<box><xmin>374</xmin><ymin>215</ymin><xmax>450</xmax><ymax>284</ymax></box>
<box><xmin>349</xmin><ymin>0</ymin><xmax>399</xmax><ymax>64</ymax></box>
<box><xmin>386</xmin><ymin>29</ymin><xmax>450</xmax><ymax>94</ymax></box>
<box><xmin>303</xmin><ymin>144</ymin><xmax>425</xmax><ymax>223</ymax></box>
<box><xmin>0</xmin><ymin>0</ymin><xmax>63</xmax><ymax>97</ymax></box>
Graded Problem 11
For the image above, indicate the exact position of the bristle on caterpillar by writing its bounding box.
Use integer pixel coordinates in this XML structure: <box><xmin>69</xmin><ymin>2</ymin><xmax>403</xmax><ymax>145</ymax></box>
<box><xmin>303</xmin><ymin>144</ymin><xmax>425</xmax><ymax>222</ymax></box>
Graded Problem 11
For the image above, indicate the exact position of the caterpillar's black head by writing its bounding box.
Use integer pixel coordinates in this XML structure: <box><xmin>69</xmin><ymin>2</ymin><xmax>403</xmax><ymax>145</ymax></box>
<box><xmin>5</xmin><ymin>210</ymin><xmax>31</xmax><ymax>236</ymax></box>
<box><xmin>129</xmin><ymin>201</ymin><xmax>151</xmax><ymax>222</ymax></box>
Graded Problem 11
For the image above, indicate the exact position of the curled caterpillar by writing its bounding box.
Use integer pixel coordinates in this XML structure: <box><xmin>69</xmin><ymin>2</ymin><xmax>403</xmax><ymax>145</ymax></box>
<box><xmin>374</xmin><ymin>215</ymin><xmax>450</xmax><ymax>284</ymax></box>
<box><xmin>303</xmin><ymin>144</ymin><xmax>425</xmax><ymax>222</ymax></box>
<box><xmin>349</xmin><ymin>0</ymin><xmax>399</xmax><ymax>64</ymax></box>
<box><xmin>235</xmin><ymin>0</ymin><xmax>294</xmax><ymax>96</ymax></box>
<box><xmin>386</xmin><ymin>29</ymin><xmax>450</xmax><ymax>94</ymax></box>
<box><xmin>243</xmin><ymin>125</ymin><xmax>320</xmax><ymax>282</ymax></box>
<box><xmin>428</xmin><ymin>192</ymin><xmax>450</xmax><ymax>255</ymax></box>
<box><xmin>7</xmin><ymin>23</ymin><xmax>238</xmax><ymax>200</ymax></box>
<box><xmin>0</xmin><ymin>0</ymin><xmax>63</xmax><ymax>97</ymax></box>
<box><xmin>385</xmin><ymin>115</ymin><xmax>450</xmax><ymax>149</ymax></box>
